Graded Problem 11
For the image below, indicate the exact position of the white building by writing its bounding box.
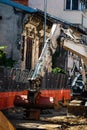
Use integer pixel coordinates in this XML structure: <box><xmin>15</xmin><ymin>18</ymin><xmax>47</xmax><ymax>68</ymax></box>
<box><xmin>29</xmin><ymin>0</ymin><xmax>87</xmax><ymax>29</ymax></box>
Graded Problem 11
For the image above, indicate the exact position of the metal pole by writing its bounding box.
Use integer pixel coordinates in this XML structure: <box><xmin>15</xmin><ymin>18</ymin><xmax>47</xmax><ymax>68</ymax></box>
<box><xmin>44</xmin><ymin>0</ymin><xmax>47</xmax><ymax>45</ymax></box>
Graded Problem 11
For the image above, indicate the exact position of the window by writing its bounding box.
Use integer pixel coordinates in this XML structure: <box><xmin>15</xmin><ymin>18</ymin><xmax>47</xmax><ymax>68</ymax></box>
<box><xmin>65</xmin><ymin>0</ymin><xmax>79</xmax><ymax>10</ymax></box>
<box><xmin>72</xmin><ymin>0</ymin><xmax>78</xmax><ymax>10</ymax></box>
<box><xmin>66</xmin><ymin>0</ymin><xmax>71</xmax><ymax>9</ymax></box>
<box><xmin>21</xmin><ymin>36</ymin><xmax>25</xmax><ymax>61</ymax></box>
<box><xmin>26</xmin><ymin>38</ymin><xmax>32</xmax><ymax>70</ymax></box>
<box><xmin>0</xmin><ymin>16</ymin><xmax>2</xmax><ymax>20</ymax></box>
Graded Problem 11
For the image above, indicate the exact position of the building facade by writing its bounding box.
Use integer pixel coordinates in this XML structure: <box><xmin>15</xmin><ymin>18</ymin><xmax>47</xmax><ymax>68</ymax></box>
<box><xmin>20</xmin><ymin>13</ymin><xmax>52</xmax><ymax>70</ymax></box>
<box><xmin>29</xmin><ymin>0</ymin><xmax>86</xmax><ymax>76</ymax></box>
<box><xmin>29</xmin><ymin>0</ymin><xmax>87</xmax><ymax>29</ymax></box>
<box><xmin>0</xmin><ymin>0</ymin><xmax>36</xmax><ymax>68</ymax></box>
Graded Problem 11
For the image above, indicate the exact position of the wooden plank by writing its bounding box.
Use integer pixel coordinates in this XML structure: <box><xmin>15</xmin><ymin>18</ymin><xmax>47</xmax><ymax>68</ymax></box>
<box><xmin>0</xmin><ymin>111</ymin><xmax>16</xmax><ymax>130</ymax></box>
<box><xmin>70</xmin><ymin>100</ymin><xmax>82</xmax><ymax>104</ymax></box>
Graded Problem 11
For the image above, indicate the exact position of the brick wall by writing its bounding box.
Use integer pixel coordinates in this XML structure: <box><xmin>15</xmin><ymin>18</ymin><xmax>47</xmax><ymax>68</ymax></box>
<box><xmin>12</xmin><ymin>0</ymin><xmax>28</xmax><ymax>6</ymax></box>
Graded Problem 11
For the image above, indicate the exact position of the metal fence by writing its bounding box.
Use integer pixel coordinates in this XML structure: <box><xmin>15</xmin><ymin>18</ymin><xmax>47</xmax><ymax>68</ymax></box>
<box><xmin>0</xmin><ymin>67</ymin><xmax>30</xmax><ymax>91</ymax></box>
<box><xmin>0</xmin><ymin>66</ymin><xmax>68</xmax><ymax>91</ymax></box>
<box><xmin>42</xmin><ymin>72</ymin><xmax>68</xmax><ymax>90</ymax></box>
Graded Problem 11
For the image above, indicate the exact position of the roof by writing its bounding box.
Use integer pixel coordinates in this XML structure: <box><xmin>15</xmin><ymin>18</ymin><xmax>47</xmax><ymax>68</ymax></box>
<box><xmin>0</xmin><ymin>0</ymin><xmax>37</xmax><ymax>13</ymax></box>
<box><xmin>37</xmin><ymin>9</ymin><xmax>87</xmax><ymax>35</ymax></box>
<box><xmin>0</xmin><ymin>0</ymin><xmax>86</xmax><ymax>34</ymax></box>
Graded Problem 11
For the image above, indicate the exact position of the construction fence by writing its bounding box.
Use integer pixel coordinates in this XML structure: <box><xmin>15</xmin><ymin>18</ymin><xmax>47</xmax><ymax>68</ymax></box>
<box><xmin>0</xmin><ymin>66</ymin><xmax>68</xmax><ymax>91</ymax></box>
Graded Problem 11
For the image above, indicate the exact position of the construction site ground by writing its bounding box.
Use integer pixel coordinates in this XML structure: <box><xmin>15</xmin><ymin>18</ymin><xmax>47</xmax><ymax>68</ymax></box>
<box><xmin>3</xmin><ymin>105</ymin><xmax>87</xmax><ymax>130</ymax></box>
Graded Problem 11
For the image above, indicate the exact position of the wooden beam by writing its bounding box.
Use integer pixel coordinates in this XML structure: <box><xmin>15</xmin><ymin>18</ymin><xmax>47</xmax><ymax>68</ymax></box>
<box><xmin>0</xmin><ymin>111</ymin><xmax>16</xmax><ymax>130</ymax></box>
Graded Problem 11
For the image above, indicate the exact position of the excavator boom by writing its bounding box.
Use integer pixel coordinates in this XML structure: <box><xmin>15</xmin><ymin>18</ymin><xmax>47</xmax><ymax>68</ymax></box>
<box><xmin>28</xmin><ymin>24</ymin><xmax>62</xmax><ymax>91</ymax></box>
<box><xmin>61</xmin><ymin>39</ymin><xmax>87</xmax><ymax>65</ymax></box>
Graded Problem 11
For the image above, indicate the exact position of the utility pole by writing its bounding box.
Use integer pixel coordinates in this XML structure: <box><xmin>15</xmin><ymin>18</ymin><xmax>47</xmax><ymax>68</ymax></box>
<box><xmin>44</xmin><ymin>0</ymin><xmax>47</xmax><ymax>45</ymax></box>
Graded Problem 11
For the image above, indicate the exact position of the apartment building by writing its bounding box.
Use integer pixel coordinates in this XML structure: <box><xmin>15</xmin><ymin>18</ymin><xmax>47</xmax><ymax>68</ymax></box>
<box><xmin>29</xmin><ymin>0</ymin><xmax>87</xmax><ymax>29</ymax></box>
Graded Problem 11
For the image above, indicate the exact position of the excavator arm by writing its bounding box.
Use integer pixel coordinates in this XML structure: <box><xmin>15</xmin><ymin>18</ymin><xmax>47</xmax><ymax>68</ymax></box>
<box><xmin>60</xmin><ymin>33</ymin><xmax>87</xmax><ymax>91</ymax></box>
<box><xmin>61</xmin><ymin>38</ymin><xmax>87</xmax><ymax>65</ymax></box>
<box><xmin>28</xmin><ymin>24</ymin><xmax>62</xmax><ymax>91</ymax></box>
<box><xmin>28</xmin><ymin>23</ymin><xmax>87</xmax><ymax>92</ymax></box>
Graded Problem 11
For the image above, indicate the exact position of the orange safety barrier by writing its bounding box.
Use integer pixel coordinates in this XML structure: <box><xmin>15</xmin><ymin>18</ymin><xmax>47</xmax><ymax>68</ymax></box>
<box><xmin>0</xmin><ymin>89</ymin><xmax>71</xmax><ymax>110</ymax></box>
<box><xmin>0</xmin><ymin>90</ymin><xmax>28</xmax><ymax>110</ymax></box>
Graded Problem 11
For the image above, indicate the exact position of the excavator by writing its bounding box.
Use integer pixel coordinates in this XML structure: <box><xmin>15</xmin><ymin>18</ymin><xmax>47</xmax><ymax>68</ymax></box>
<box><xmin>15</xmin><ymin>23</ymin><xmax>87</xmax><ymax>118</ymax></box>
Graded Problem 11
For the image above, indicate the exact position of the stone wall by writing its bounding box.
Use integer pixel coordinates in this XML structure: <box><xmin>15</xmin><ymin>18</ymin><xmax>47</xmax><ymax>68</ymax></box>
<box><xmin>0</xmin><ymin>3</ymin><xmax>24</xmax><ymax>67</ymax></box>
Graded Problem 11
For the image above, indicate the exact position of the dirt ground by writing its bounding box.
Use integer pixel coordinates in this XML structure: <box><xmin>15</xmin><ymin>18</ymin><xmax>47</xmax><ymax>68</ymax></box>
<box><xmin>4</xmin><ymin>106</ymin><xmax>87</xmax><ymax>130</ymax></box>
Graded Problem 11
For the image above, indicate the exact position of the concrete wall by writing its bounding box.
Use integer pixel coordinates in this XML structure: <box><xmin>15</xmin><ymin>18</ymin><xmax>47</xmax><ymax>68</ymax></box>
<box><xmin>0</xmin><ymin>3</ymin><xmax>24</xmax><ymax>67</ymax></box>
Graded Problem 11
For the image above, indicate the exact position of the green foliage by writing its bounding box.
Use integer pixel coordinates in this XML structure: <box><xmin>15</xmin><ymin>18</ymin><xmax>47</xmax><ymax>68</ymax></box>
<box><xmin>0</xmin><ymin>50</ymin><xmax>6</xmax><ymax>65</ymax></box>
<box><xmin>5</xmin><ymin>58</ymin><xmax>16</xmax><ymax>67</ymax></box>
<box><xmin>0</xmin><ymin>48</ymin><xmax>16</xmax><ymax>67</ymax></box>
<box><xmin>52</xmin><ymin>67</ymin><xmax>66</xmax><ymax>74</ymax></box>
<box><xmin>0</xmin><ymin>46</ymin><xmax>7</xmax><ymax>50</ymax></box>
